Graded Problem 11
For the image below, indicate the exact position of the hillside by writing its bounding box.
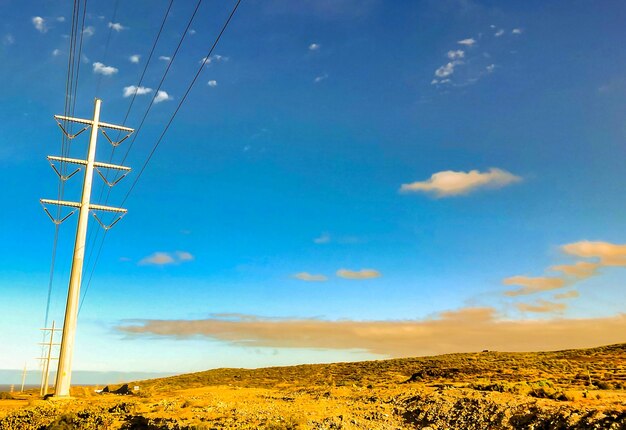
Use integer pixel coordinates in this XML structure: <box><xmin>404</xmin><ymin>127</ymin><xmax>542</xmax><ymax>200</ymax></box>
<box><xmin>1</xmin><ymin>343</ymin><xmax>625</xmax><ymax>429</ymax></box>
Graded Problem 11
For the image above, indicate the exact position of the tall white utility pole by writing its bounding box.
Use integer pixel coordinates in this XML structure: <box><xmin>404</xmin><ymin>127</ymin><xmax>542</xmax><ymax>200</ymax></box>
<box><xmin>41</xmin><ymin>98</ymin><xmax>133</xmax><ymax>397</ymax></box>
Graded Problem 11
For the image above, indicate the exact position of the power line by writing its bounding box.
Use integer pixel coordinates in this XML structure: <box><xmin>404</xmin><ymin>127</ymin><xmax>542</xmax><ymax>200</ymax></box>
<box><xmin>121</xmin><ymin>0</ymin><xmax>242</xmax><ymax>206</ymax></box>
<box><xmin>95</xmin><ymin>0</ymin><xmax>121</xmax><ymax>97</ymax></box>
<box><xmin>79</xmin><ymin>0</ymin><xmax>242</xmax><ymax>313</ymax></box>
<box><xmin>84</xmin><ymin>0</ymin><xmax>175</xmax><ymax>279</ymax></box>
<box><xmin>44</xmin><ymin>0</ymin><xmax>86</xmax><ymax>328</ymax></box>
<box><xmin>80</xmin><ymin>0</ymin><xmax>203</xmax><ymax>313</ymax></box>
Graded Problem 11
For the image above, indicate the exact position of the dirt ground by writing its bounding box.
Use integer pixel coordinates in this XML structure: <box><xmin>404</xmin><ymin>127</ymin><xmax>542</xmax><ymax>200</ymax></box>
<box><xmin>1</xmin><ymin>343</ymin><xmax>625</xmax><ymax>429</ymax></box>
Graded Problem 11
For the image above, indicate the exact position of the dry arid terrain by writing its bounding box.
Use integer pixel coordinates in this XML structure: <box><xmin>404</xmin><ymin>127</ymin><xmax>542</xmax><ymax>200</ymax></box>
<box><xmin>1</xmin><ymin>343</ymin><xmax>625</xmax><ymax>429</ymax></box>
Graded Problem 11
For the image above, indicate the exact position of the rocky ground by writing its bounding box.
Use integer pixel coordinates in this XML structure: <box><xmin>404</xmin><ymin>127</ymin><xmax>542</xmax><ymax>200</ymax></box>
<box><xmin>1</xmin><ymin>343</ymin><xmax>624</xmax><ymax>429</ymax></box>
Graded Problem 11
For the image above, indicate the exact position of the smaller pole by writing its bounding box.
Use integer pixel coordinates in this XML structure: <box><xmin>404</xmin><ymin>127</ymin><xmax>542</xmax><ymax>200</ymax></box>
<box><xmin>20</xmin><ymin>363</ymin><xmax>27</xmax><ymax>392</ymax></box>
<box><xmin>42</xmin><ymin>320</ymin><xmax>55</xmax><ymax>396</ymax></box>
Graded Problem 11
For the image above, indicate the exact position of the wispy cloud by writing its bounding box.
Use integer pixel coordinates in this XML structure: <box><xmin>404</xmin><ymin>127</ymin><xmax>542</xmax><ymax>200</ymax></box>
<box><xmin>158</xmin><ymin>56</ymin><xmax>171</xmax><ymax>62</ymax></box>
<box><xmin>154</xmin><ymin>90</ymin><xmax>173</xmax><ymax>103</ymax></box>
<box><xmin>435</xmin><ymin>61</ymin><xmax>460</xmax><ymax>78</ymax></box>
<box><xmin>447</xmin><ymin>50</ymin><xmax>464</xmax><ymax>59</ymax></box>
<box><xmin>200</xmin><ymin>54</ymin><xmax>228</xmax><ymax>66</ymax></box>
<box><xmin>139</xmin><ymin>251</ymin><xmax>193</xmax><ymax>266</ymax></box>
<box><xmin>400</xmin><ymin>168</ymin><xmax>521</xmax><ymax>197</ymax></box>
<box><xmin>52</xmin><ymin>49</ymin><xmax>61</xmax><ymax>57</ymax></box>
<box><xmin>57</xmin><ymin>16</ymin><xmax>65</xmax><ymax>22</ymax></box>
<box><xmin>207</xmin><ymin>80</ymin><xmax>218</xmax><ymax>87</ymax></box>
<box><xmin>517</xmin><ymin>300</ymin><xmax>567</xmax><ymax>313</ymax></box>
<box><xmin>512</xmin><ymin>28</ymin><xmax>523</xmax><ymax>35</ymax></box>
<box><xmin>314</xmin><ymin>73</ymin><xmax>328</xmax><ymax>83</ymax></box>
<box><xmin>93</xmin><ymin>62</ymin><xmax>118</xmax><ymax>76</ymax></box>
<box><xmin>108</xmin><ymin>22</ymin><xmax>127</xmax><ymax>32</ymax></box>
<box><xmin>554</xmin><ymin>290</ymin><xmax>579</xmax><ymax>300</ymax></box>
<box><xmin>486</xmin><ymin>64</ymin><xmax>495</xmax><ymax>73</ymax></box>
<box><xmin>83</xmin><ymin>26</ymin><xmax>95</xmax><ymax>37</ymax></box>
<box><xmin>129</xmin><ymin>54</ymin><xmax>140</xmax><ymax>63</ymax></box>
<box><xmin>457</xmin><ymin>38</ymin><xmax>476</xmax><ymax>46</ymax></box>
<box><xmin>3</xmin><ymin>34</ymin><xmax>15</xmax><ymax>45</ymax></box>
<box><xmin>551</xmin><ymin>261</ymin><xmax>600</xmax><ymax>279</ymax></box>
<box><xmin>336</xmin><ymin>268</ymin><xmax>381</xmax><ymax>280</ymax></box>
<box><xmin>562</xmin><ymin>241</ymin><xmax>626</xmax><ymax>266</ymax></box>
<box><xmin>494</xmin><ymin>29</ymin><xmax>505</xmax><ymax>37</ymax></box>
<box><xmin>313</xmin><ymin>233</ymin><xmax>331</xmax><ymax>244</ymax></box>
<box><xmin>32</xmin><ymin>17</ymin><xmax>47</xmax><ymax>33</ymax></box>
<box><xmin>117</xmin><ymin>307</ymin><xmax>626</xmax><ymax>357</ymax></box>
<box><xmin>293</xmin><ymin>272</ymin><xmax>328</xmax><ymax>282</ymax></box>
<box><xmin>309</xmin><ymin>43</ymin><xmax>320</xmax><ymax>51</ymax></box>
<box><xmin>503</xmin><ymin>276</ymin><xmax>566</xmax><ymax>296</ymax></box>
<box><xmin>123</xmin><ymin>85</ymin><xmax>153</xmax><ymax>97</ymax></box>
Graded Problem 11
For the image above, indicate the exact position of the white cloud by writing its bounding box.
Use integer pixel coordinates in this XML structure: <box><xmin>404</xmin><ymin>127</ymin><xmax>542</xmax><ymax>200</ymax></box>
<box><xmin>3</xmin><ymin>34</ymin><xmax>15</xmax><ymax>45</ymax></box>
<box><xmin>314</xmin><ymin>73</ymin><xmax>328</xmax><ymax>83</ymax></box>
<box><xmin>52</xmin><ymin>49</ymin><xmax>61</xmax><ymax>56</ymax></box>
<box><xmin>32</xmin><ymin>17</ymin><xmax>47</xmax><ymax>33</ymax></box>
<box><xmin>139</xmin><ymin>251</ymin><xmax>193</xmax><ymax>265</ymax></box>
<box><xmin>313</xmin><ymin>233</ymin><xmax>330</xmax><ymax>244</ymax></box>
<box><xmin>309</xmin><ymin>43</ymin><xmax>320</xmax><ymax>51</ymax></box>
<box><xmin>293</xmin><ymin>272</ymin><xmax>328</xmax><ymax>282</ymax></box>
<box><xmin>435</xmin><ymin>61</ymin><xmax>459</xmax><ymax>78</ymax></box>
<box><xmin>517</xmin><ymin>299</ymin><xmax>566</xmax><ymax>313</ymax></box>
<box><xmin>199</xmin><ymin>54</ymin><xmax>228</xmax><ymax>66</ymax></box>
<box><xmin>503</xmin><ymin>276</ymin><xmax>566</xmax><ymax>296</ymax></box>
<box><xmin>129</xmin><ymin>54</ymin><xmax>140</xmax><ymax>63</ymax></box>
<box><xmin>457</xmin><ymin>38</ymin><xmax>476</xmax><ymax>46</ymax></box>
<box><xmin>207</xmin><ymin>80</ymin><xmax>218</xmax><ymax>87</ymax></box>
<box><xmin>447</xmin><ymin>50</ymin><xmax>464</xmax><ymax>59</ymax></box>
<box><xmin>158</xmin><ymin>56</ymin><xmax>171</xmax><ymax>62</ymax></box>
<box><xmin>512</xmin><ymin>28</ymin><xmax>523</xmax><ymax>34</ymax></box>
<box><xmin>400</xmin><ymin>168</ymin><xmax>521</xmax><ymax>197</ymax></box>
<box><xmin>336</xmin><ymin>269</ymin><xmax>381</xmax><ymax>280</ymax></box>
<box><xmin>494</xmin><ymin>29</ymin><xmax>505</xmax><ymax>37</ymax></box>
<box><xmin>189</xmin><ymin>29</ymin><xmax>196</xmax><ymax>35</ymax></box>
<box><xmin>175</xmin><ymin>251</ymin><xmax>194</xmax><ymax>262</ymax></box>
<box><xmin>154</xmin><ymin>90</ymin><xmax>173</xmax><ymax>103</ymax></box>
<box><xmin>92</xmin><ymin>62</ymin><xmax>118</xmax><ymax>76</ymax></box>
<box><xmin>57</xmin><ymin>16</ymin><xmax>65</xmax><ymax>22</ymax></box>
<box><xmin>108</xmin><ymin>22</ymin><xmax>126</xmax><ymax>32</ymax></box>
<box><xmin>123</xmin><ymin>85</ymin><xmax>153</xmax><ymax>97</ymax></box>
<box><xmin>139</xmin><ymin>252</ymin><xmax>175</xmax><ymax>265</ymax></box>
<box><xmin>486</xmin><ymin>64</ymin><xmax>495</xmax><ymax>73</ymax></box>
<box><xmin>83</xmin><ymin>26</ymin><xmax>95</xmax><ymax>37</ymax></box>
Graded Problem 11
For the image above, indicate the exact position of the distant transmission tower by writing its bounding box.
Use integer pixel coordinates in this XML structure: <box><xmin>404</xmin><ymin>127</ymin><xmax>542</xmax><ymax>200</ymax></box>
<box><xmin>41</xmin><ymin>98</ymin><xmax>134</xmax><ymax>397</ymax></box>
<box><xmin>37</xmin><ymin>320</ymin><xmax>60</xmax><ymax>396</ymax></box>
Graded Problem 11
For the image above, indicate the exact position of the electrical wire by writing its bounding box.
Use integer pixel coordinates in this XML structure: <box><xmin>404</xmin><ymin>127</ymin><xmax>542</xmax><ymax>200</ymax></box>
<box><xmin>79</xmin><ymin>0</ymin><xmax>242</xmax><ymax>314</ymax></box>
<box><xmin>44</xmin><ymin>0</ymin><xmax>85</xmax><ymax>329</ymax></box>
<box><xmin>84</xmin><ymin>0</ymin><xmax>175</xmax><ymax>276</ymax></box>
<box><xmin>79</xmin><ymin>0</ymin><xmax>204</xmax><ymax>314</ymax></box>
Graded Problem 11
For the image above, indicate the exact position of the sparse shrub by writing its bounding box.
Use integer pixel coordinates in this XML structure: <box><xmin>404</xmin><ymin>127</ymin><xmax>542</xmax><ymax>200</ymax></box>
<box><xmin>0</xmin><ymin>392</ymin><xmax>13</xmax><ymax>400</ymax></box>
<box><xmin>595</xmin><ymin>381</ymin><xmax>613</xmax><ymax>390</ymax></box>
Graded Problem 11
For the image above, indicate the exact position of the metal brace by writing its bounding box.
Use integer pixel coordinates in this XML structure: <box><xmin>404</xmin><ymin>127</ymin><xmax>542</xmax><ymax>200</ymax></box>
<box><xmin>100</xmin><ymin>129</ymin><xmax>132</xmax><ymax>147</ymax></box>
<box><xmin>95</xmin><ymin>167</ymin><xmax>129</xmax><ymax>187</ymax></box>
<box><xmin>55</xmin><ymin>119</ymin><xmax>90</xmax><ymax>139</ymax></box>
<box><xmin>91</xmin><ymin>211</ymin><xmax>126</xmax><ymax>230</ymax></box>
<box><xmin>40</xmin><ymin>202</ymin><xmax>76</xmax><ymax>225</ymax></box>
<box><xmin>48</xmin><ymin>159</ymin><xmax>81</xmax><ymax>181</ymax></box>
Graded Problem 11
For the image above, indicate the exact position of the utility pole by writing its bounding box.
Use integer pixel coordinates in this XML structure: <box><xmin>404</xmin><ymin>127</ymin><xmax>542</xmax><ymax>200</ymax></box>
<box><xmin>20</xmin><ymin>363</ymin><xmax>27</xmax><ymax>393</ymax></box>
<box><xmin>38</xmin><ymin>320</ymin><xmax>60</xmax><ymax>396</ymax></box>
<box><xmin>40</xmin><ymin>98</ymin><xmax>133</xmax><ymax>397</ymax></box>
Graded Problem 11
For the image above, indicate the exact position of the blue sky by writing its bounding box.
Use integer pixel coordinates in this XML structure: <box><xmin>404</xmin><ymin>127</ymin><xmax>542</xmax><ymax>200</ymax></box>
<box><xmin>1</xmin><ymin>0</ymin><xmax>625</xmax><ymax>379</ymax></box>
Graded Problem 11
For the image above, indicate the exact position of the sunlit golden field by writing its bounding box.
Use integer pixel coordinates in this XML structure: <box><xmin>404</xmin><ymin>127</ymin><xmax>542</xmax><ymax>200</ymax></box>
<box><xmin>1</xmin><ymin>343</ymin><xmax>625</xmax><ymax>429</ymax></box>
